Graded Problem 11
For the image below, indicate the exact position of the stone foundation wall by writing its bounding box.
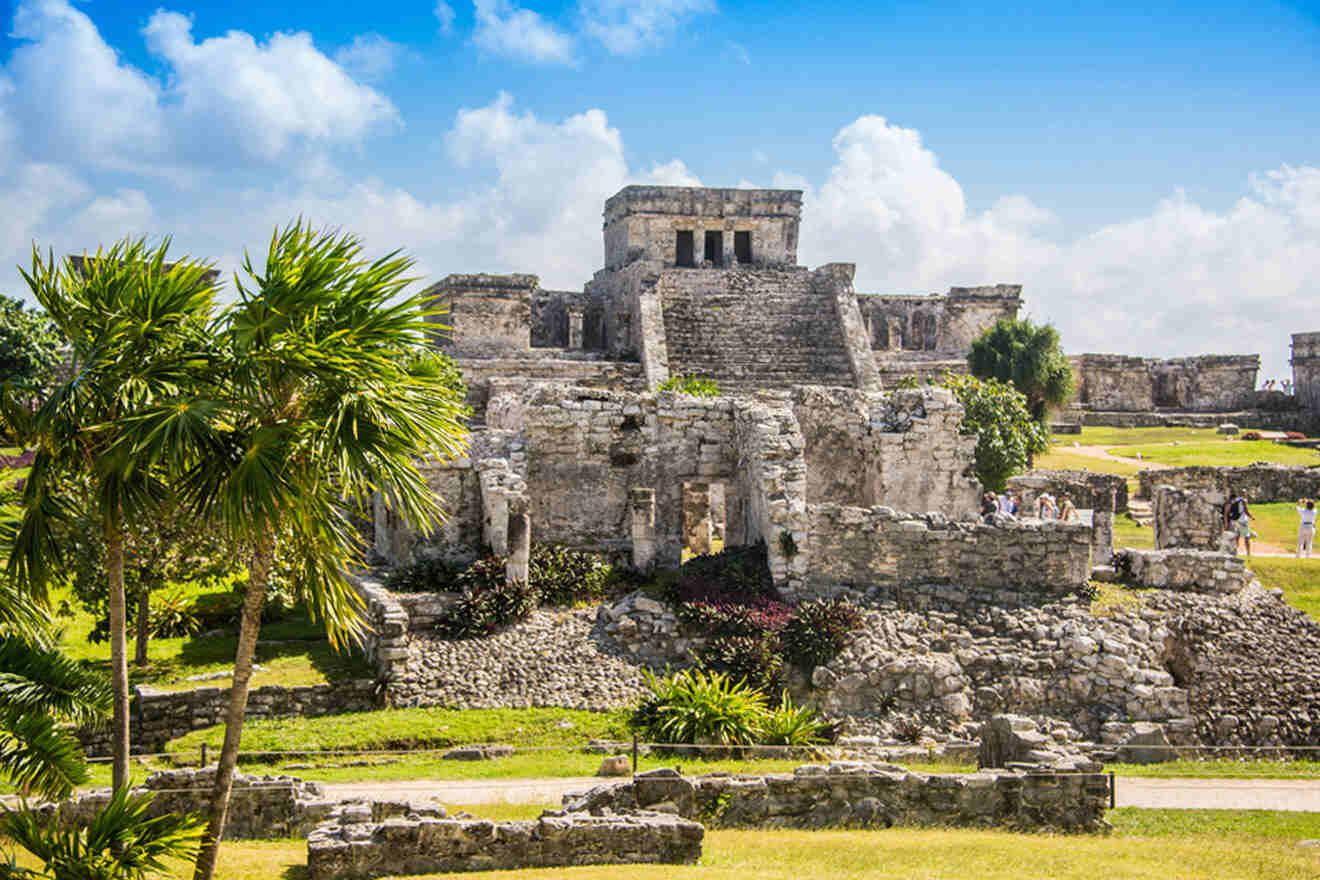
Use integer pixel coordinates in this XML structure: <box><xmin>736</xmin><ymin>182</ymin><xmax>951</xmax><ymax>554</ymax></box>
<box><xmin>57</xmin><ymin>769</ymin><xmax>337</xmax><ymax>840</ymax></box>
<box><xmin>1137</xmin><ymin>464</ymin><xmax>1320</xmax><ymax>502</ymax></box>
<box><xmin>307</xmin><ymin>800</ymin><xmax>703</xmax><ymax>880</ymax></box>
<box><xmin>563</xmin><ymin>763</ymin><xmax>1108</xmax><ymax>833</ymax></box>
<box><xmin>1081</xmin><ymin>409</ymin><xmax>1314</xmax><ymax>431</ymax></box>
<box><xmin>1114</xmin><ymin>549</ymin><xmax>1253</xmax><ymax>595</ymax></box>
<box><xmin>1152</xmin><ymin>485</ymin><xmax>1227</xmax><ymax>550</ymax></box>
<box><xmin>78</xmin><ymin>681</ymin><xmax>379</xmax><ymax>758</ymax></box>
<box><xmin>1077</xmin><ymin>354</ymin><xmax>1259</xmax><ymax>412</ymax></box>
<box><xmin>454</xmin><ymin>357</ymin><xmax>645</xmax><ymax>419</ymax></box>
<box><xmin>1008</xmin><ymin>469</ymin><xmax>1129</xmax><ymax>514</ymax></box>
<box><xmin>804</xmin><ymin>505</ymin><xmax>1092</xmax><ymax>597</ymax></box>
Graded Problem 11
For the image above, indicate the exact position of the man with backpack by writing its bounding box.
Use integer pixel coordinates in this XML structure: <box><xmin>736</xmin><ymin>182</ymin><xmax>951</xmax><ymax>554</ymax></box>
<box><xmin>1223</xmin><ymin>489</ymin><xmax>1255</xmax><ymax>556</ymax></box>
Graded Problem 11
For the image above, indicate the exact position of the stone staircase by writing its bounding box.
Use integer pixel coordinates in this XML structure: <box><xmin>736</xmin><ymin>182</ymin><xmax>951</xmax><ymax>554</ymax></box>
<box><xmin>658</xmin><ymin>269</ymin><xmax>856</xmax><ymax>391</ymax></box>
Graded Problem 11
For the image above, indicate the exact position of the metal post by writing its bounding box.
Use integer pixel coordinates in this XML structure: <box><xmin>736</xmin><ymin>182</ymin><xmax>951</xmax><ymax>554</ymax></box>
<box><xmin>1109</xmin><ymin>771</ymin><xmax>1116</xmax><ymax>809</ymax></box>
<box><xmin>632</xmin><ymin>733</ymin><xmax>638</xmax><ymax>775</ymax></box>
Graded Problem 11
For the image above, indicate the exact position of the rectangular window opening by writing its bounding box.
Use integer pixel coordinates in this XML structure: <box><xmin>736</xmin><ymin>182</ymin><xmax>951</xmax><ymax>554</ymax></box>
<box><xmin>704</xmin><ymin>231</ymin><xmax>723</xmax><ymax>267</ymax></box>
<box><xmin>675</xmin><ymin>230</ymin><xmax>695</xmax><ymax>267</ymax></box>
<box><xmin>682</xmin><ymin>481</ymin><xmax>727</xmax><ymax>561</ymax></box>
<box><xmin>734</xmin><ymin>231</ymin><xmax>752</xmax><ymax>264</ymax></box>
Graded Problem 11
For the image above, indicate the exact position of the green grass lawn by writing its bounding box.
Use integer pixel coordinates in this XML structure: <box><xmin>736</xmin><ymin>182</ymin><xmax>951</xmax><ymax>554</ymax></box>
<box><xmin>1250</xmin><ymin>557</ymin><xmax>1320</xmax><ymax>619</ymax></box>
<box><xmin>1107</xmin><ymin>439</ymin><xmax>1320</xmax><ymax>468</ymax></box>
<box><xmin>20</xmin><ymin>817</ymin><xmax>1319</xmax><ymax>880</ymax></box>
<box><xmin>1071</xmin><ymin>427</ymin><xmax>1222</xmax><ymax>446</ymax></box>
<box><xmin>1034</xmin><ymin>448</ymin><xmax>1146</xmax><ymax>477</ymax></box>
<box><xmin>49</xmin><ymin>580</ymin><xmax>370</xmax><ymax>692</ymax></box>
<box><xmin>1112</xmin><ymin>513</ymin><xmax>1152</xmax><ymax>549</ymax></box>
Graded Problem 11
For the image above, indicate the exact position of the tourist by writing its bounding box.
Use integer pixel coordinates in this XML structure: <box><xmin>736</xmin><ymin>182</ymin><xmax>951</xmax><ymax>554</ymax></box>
<box><xmin>1223</xmin><ymin>489</ymin><xmax>1254</xmax><ymax>557</ymax></box>
<box><xmin>997</xmin><ymin>492</ymin><xmax>1014</xmax><ymax>515</ymax></box>
<box><xmin>1039</xmin><ymin>493</ymin><xmax>1058</xmax><ymax>519</ymax></box>
<box><xmin>1059</xmin><ymin>493</ymin><xmax>1078</xmax><ymax>521</ymax></box>
<box><xmin>1298</xmin><ymin>499</ymin><xmax>1317</xmax><ymax>558</ymax></box>
<box><xmin>981</xmin><ymin>491</ymin><xmax>998</xmax><ymax>524</ymax></box>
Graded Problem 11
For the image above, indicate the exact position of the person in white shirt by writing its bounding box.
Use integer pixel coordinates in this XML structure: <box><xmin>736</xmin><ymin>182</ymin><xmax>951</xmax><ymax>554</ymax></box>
<box><xmin>1297</xmin><ymin>498</ymin><xmax>1317</xmax><ymax>558</ymax></box>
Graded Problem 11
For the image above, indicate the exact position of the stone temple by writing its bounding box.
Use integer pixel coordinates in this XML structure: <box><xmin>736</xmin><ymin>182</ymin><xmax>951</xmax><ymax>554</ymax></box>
<box><xmin>378</xmin><ymin>185</ymin><xmax>1037</xmax><ymax>580</ymax></box>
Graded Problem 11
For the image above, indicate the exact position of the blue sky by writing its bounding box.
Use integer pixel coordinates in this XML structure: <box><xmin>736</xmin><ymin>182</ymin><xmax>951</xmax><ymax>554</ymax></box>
<box><xmin>1</xmin><ymin>0</ymin><xmax>1318</xmax><ymax>377</ymax></box>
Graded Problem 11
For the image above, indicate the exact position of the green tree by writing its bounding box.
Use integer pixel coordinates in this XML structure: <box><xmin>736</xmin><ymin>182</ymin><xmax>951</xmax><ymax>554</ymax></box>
<box><xmin>2</xmin><ymin>240</ymin><xmax>219</xmax><ymax>792</ymax></box>
<box><xmin>942</xmin><ymin>373</ymin><xmax>1049</xmax><ymax>492</ymax></box>
<box><xmin>0</xmin><ymin>293</ymin><xmax>62</xmax><ymax>396</ymax></box>
<box><xmin>127</xmin><ymin>224</ymin><xmax>468</xmax><ymax>880</ymax></box>
<box><xmin>967</xmin><ymin>317</ymin><xmax>1074</xmax><ymax>423</ymax></box>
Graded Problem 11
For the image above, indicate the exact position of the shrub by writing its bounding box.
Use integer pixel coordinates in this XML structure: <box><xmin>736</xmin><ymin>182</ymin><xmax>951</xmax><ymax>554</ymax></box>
<box><xmin>187</xmin><ymin>590</ymin><xmax>244</xmax><ymax>633</ymax></box>
<box><xmin>630</xmin><ymin>668</ymin><xmax>766</xmax><ymax>746</ymax></box>
<box><xmin>148</xmin><ymin>590</ymin><xmax>202</xmax><ymax>638</ymax></box>
<box><xmin>1242</xmin><ymin>431</ymin><xmax>1262</xmax><ymax>441</ymax></box>
<box><xmin>386</xmin><ymin>556</ymin><xmax>463</xmax><ymax>593</ymax></box>
<box><xmin>694</xmin><ymin>634</ymin><xmax>784</xmax><ymax>694</ymax></box>
<box><xmin>658</xmin><ymin>374</ymin><xmax>720</xmax><ymax>397</ymax></box>
<box><xmin>1286</xmin><ymin>431</ymin><xmax>1307</xmax><ymax>440</ymax></box>
<box><xmin>454</xmin><ymin>554</ymin><xmax>507</xmax><ymax>593</ymax></box>
<box><xmin>529</xmin><ymin>544</ymin><xmax>613</xmax><ymax>606</ymax></box>
<box><xmin>779</xmin><ymin>598</ymin><xmax>863</xmax><ymax>671</ymax></box>
<box><xmin>759</xmin><ymin>691</ymin><xmax>831</xmax><ymax>746</ymax></box>
<box><xmin>660</xmin><ymin>542</ymin><xmax>776</xmax><ymax>607</ymax></box>
<box><xmin>436</xmin><ymin>570</ymin><xmax>537</xmax><ymax>640</ymax></box>
<box><xmin>676</xmin><ymin>596</ymin><xmax>793</xmax><ymax>639</ymax></box>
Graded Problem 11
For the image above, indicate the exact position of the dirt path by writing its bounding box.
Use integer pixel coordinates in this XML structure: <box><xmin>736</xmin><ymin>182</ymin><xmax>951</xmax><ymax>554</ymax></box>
<box><xmin>1060</xmin><ymin>444</ymin><xmax>1168</xmax><ymax>469</ymax></box>
<box><xmin>323</xmin><ymin>776</ymin><xmax>1320</xmax><ymax>813</ymax></box>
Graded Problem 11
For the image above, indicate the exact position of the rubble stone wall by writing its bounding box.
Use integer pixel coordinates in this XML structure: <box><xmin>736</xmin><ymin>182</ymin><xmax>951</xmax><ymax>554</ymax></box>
<box><xmin>308</xmin><ymin>801</ymin><xmax>703</xmax><ymax>880</ymax></box>
<box><xmin>857</xmin><ymin>285</ymin><xmax>1020</xmax><ymax>355</ymax></box>
<box><xmin>1080</xmin><ymin>409</ymin><xmax>1313</xmax><ymax>431</ymax></box>
<box><xmin>1292</xmin><ymin>332</ymin><xmax>1320</xmax><ymax>413</ymax></box>
<box><xmin>425</xmin><ymin>274</ymin><xmax>536</xmax><ymax>358</ymax></box>
<box><xmin>804</xmin><ymin>506</ymin><xmax>1092</xmax><ymax>597</ymax></box>
<box><xmin>1008</xmin><ymin>469</ymin><xmax>1129</xmax><ymax>514</ymax></box>
<box><xmin>453</xmin><ymin>357</ymin><xmax>645</xmax><ymax>418</ymax></box>
<box><xmin>1137</xmin><ymin>464</ymin><xmax>1320</xmax><ymax>503</ymax></box>
<box><xmin>1077</xmin><ymin>354</ymin><xmax>1259</xmax><ymax>412</ymax></box>
<box><xmin>563</xmin><ymin>764</ymin><xmax>1109</xmax><ymax>833</ymax></box>
<box><xmin>77</xmin><ymin>677</ymin><xmax>378</xmax><ymax>757</ymax></box>
<box><xmin>1152</xmin><ymin>485</ymin><xmax>1229</xmax><ymax>550</ymax></box>
<box><xmin>1114</xmin><ymin>549</ymin><xmax>1253</xmax><ymax>595</ymax></box>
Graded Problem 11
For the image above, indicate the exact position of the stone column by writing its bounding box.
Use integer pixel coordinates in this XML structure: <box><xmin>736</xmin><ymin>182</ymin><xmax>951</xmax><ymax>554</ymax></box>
<box><xmin>567</xmin><ymin>306</ymin><xmax>584</xmax><ymax>350</ymax></box>
<box><xmin>1091</xmin><ymin>487</ymin><xmax>1115</xmax><ymax>564</ymax></box>
<box><xmin>506</xmin><ymin>500</ymin><xmax>530</xmax><ymax>586</ymax></box>
<box><xmin>684</xmin><ymin>483</ymin><xmax>712</xmax><ymax>556</ymax></box>
<box><xmin>630</xmin><ymin>488</ymin><xmax>657</xmax><ymax>571</ymax></box>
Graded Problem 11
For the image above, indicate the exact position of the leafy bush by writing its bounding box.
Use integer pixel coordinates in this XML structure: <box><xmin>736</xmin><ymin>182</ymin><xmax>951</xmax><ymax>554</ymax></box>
<box><xmin>148</xmin><ymin>590</ymin><xmax>202</xmax><ymax>638</ymax></box>
<box><xmin>1242</xmin><ymin>431</ymin><xmax>1262</xmax><ymax>441</ymax></box>
<box><xmin>386</xmin><ymin>556</ymin><xmax>463</xmax><ymax>593</ymax></box>
<box><xmin>529</xmin><ymin>543</ymin><xmax>613</xmax><ymax>606</ymax></box>
<box><xmin>658</xmin><ymin>373</ymin><xmax>720</xmax><ymax>397</ymax></box>
<box><xmin>659</xmin><ymin>541</ymin><xmax>776</xmax><ymax>607</ymax></box>
<box><xmin>759</xmin><ymin>691</ymin><xmax>831</xmax><ymax>746</ymax></box>
<box><xmin>630</xmin><ymin>668</ymin><xmax>767</xmax><ymax>746</ymax></box>
<box><xmin>186</xmin><ymin>590</ymin><xmax>244</xmax><ymax>633</ymax></box>
<box><xmin>676</xmin><ymin>596</ymin><xmax>793</xmax><ymax>639</ymax></box>
<box><xmin>779</xmin><ymin>598</ymin><xmax>863</xmax><ymax>671</ymax></box>
<box><xmin>436</xmin><ymin>566</ymin><xmax>537</xmax><ymax>639</ymax></box>
<box><xmin>694</xmin><ymin>635</ymin><xmax>784</xmax><ymax>694</ymax></box>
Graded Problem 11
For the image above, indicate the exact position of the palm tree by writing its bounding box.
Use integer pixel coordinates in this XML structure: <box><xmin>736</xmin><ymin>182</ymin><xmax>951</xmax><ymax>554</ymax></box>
<box><xmin>127</xmin><ymin>223</ymin><xmax>468</xmax><ymax>880</ymax></box>
<box><xmin>0</xmin><ymin>785</ymin><xmax>205</xmax><ymax>880</ymax></box>
<box><xmin>2</xmin><ymin>240</ymin><xmax>219</xmax><ymax>791</ymax></box>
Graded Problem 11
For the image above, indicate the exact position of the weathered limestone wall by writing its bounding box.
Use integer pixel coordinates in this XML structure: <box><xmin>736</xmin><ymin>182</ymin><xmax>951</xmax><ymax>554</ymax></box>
<box><xmin>563</xmin><ymin>763</ymin><xmax>1109</xmax><ymax>833</ymax></box>
<box><xmin>602</xmin><ymin>185</ymin><xmax>801</xmax><ymax>270</ymax></box>
<box><xmin>654</xmin><ymin>265</ymin><xmax>860</xmax><ymax>393</ymax></box>
<box><xmin>857</xmin><ymin>285</ymin><xmax>1020</xmax><ymax>355</ymax></box>
<box><xmin>1008</xmin><ymin>469</ymin><xmax>1129</xmax><ymax>514</ymax></box>
<box><xmin>872</xmin><ymin>355</ymin><xmax>969</xmax><ymax>388</ymax></box>
<box><xmin>789</xmin><ymin>385</ymin><xmax>978</xmax><ymax>511</ymax></box>
<box><xmin>425</xmin><ymin>274</ymin><xmax>535</xmax><ymax>357</ymax></box>
<box><xmin>1137</xmin><ymin>464</ymin><xmax>1320</xmax><ymax>502</ymax></box>
<box><xmin>1114</xmin><ymin>549</ymin><xmax>1253</xmax><ymax>595</ymax></box>
<box><xmin>308</xmin><ymin>800</ymin><xmax>703</xmax><ymax>880</ymax></box>
<box><xmin>454</xmin><ymin>357</ymin><xmax>645</xmax><ymax>419</ymax></box>
<box><xmin>1292</xmin><ymin>332</ymin><xmax>1320</xmax><ymax>413</ymax></box>
<box><xmin>59</xmin><ymin>769</ymin><xmax>336</xmax><ymax>841</ymax></box>
<box><xmin>1152</xmin><ymin>485</ymin><xmax>1225</xmax><ymax>550</ymax></box>
<box><xmin>1077</xmin><ymin>354</ymin><xmax>1260</xmax><ymax>412</ymax></box>
<box><xmin>530</xmin><ymin>289</ymin><xmax>595</xmax><ymax>349</ymax></box>
<box><xmin>1080</xmin><ymin>408</ymin><xmax>1315</xmax><ymax>431</ymax></box>
<box><xmin>77</xmin><ymin>681</ymin><xmax>378</xmax><ymax>757</ymax></box>
<box><xmin>804</xmin><ymin>506</ymin><xmax>1092</xmax><ymax>597</ymax></box>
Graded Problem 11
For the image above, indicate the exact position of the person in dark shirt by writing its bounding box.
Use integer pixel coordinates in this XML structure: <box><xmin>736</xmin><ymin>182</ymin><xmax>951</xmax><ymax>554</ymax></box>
<box><xmin>981</xmin><ymin>491</ymin><xmax>998</xmax><ymax>524</ymax></box>
<box><xmin>1223</xmin><ymin>489</ymin><xmax>1254</xmax><ymax>556</ymax></box>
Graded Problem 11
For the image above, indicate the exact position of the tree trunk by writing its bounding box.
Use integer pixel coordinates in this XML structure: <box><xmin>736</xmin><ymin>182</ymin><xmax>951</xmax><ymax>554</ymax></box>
<box><xmin>192</xmin><ymin>532</ymin><xmax>270</xmax><ymax>880</ymax></box>
<box><xmin>105</xmin><ymin>518</ymin><xmax>131</xmax><ymax>792</ymax></box>
<box><xmin>134</xmin><ymin>588</ymin><xmax>150</xmax><ymax>667</ymax></box>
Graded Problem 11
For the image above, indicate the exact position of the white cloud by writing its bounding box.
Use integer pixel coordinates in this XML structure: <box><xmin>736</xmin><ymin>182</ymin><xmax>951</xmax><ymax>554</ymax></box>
<box><xmin>796</xmin><ymin>116</ymin><xmax>1320</xmax><ymax>379</ymax></box>
<box><xmin>472</xmin><ymin>0</ymin><xmax>576</xmax><ymax>65</ymax></box>
<box><xmin>334</xmin><ymin>33</ymin><xmax>406</xmax><ymax>82</ymax></box>
<box><xmin>725</xmin><ymin>40</ymin><xmax>750</xmax><ymax>65</ymax></box>
<box><xmin>143</xmin><ymin>11</ymin><xmax>400</xmax><ymax>162</ymax></box>
<box><xmin>579</xmin><ymin>0</ymin><xmax>715</xmax><ymax>54</ymax></box>
<box><xmin>641</xmin><ymin>159</ymin><xmax>701</xmax><ymax>186</ymax></box>
<box><xmin>6</xmin><ymin>0</ymin><xmax>166</xmax><ymax>174</ymax></box>
<box><xmin>435</xmin><ymin>1</ymin><xmax>457</xmax><ymax>33</ymax></box>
